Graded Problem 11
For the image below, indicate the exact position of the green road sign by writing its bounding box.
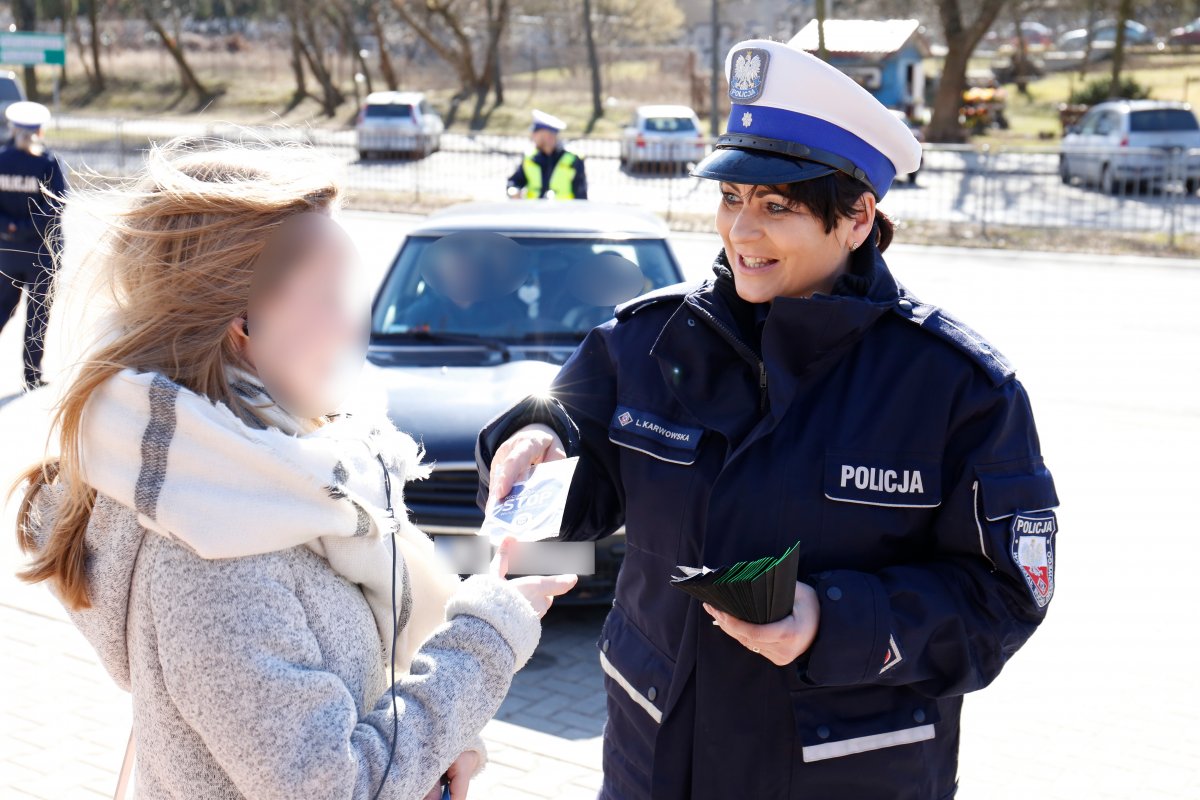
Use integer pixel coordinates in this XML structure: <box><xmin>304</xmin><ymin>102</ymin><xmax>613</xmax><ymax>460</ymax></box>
<box><xmin>0</xmin><ymin>32</ymin><xmax>66</xmax><ymax>67</ymax></box>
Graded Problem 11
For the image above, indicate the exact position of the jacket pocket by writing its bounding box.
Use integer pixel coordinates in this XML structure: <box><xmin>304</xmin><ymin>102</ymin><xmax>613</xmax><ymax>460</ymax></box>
<box><xmin>975</xmin><ymin>459</ymin><xmax>1059</xmax><ymax>521</ymax></box>
<box><xmin>792</xmin><ymin>685</ymin><xmax>940</xmax><ymax>763</ymax></box>
<box><xmin>597</xmin><ymin>601</ymin><xmax>675</xmax><ymax>725</ymax></box>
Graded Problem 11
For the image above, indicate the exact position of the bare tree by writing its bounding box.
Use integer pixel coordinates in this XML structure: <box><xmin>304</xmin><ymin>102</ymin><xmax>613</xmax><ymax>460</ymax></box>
<box><xmin>141</xmin><ymin>1</ymin><xmax>218</xmax><ymax>106</ymax></box>
<box><xmin>1108</xmin><ymin>0</ymin><xmax>1133</xmax><ymax>96</ymax></box>
<box><xmin>368</xmin><ymin>0</ymin><xmax>400</xmax><ymax>91</ymax></box>
<box><xmin>388</xmin><ymin>0</ymin><xmax>511</xmax><ymax>129</ymax></box>
<box><xmin>926</xmin><ymin>0</ymin><xmax>1010</xmax><ymax>143</ymax></box>
<box><xmin>87</xmin><ymin>0</ymin><xmax>105</xmax><ymax>92</ymax></box>
<box><xmin>286</xmin><ymin>0</ymin><xmax>346</xmax><ymax>117</ymax></box>
<box><xmin>13</xmin><ymin>0</ymin><xmax>40</xmax><ymax>102</ymax></box>
<box><xmin>582</xmin><ymin>0</ymin><xmax>603</xmax><ymax>132</ymax></box>
<box><xmin>327</xmin><ymin>0</ymin><xmax>374</xmax><ymax>97</ymax></box>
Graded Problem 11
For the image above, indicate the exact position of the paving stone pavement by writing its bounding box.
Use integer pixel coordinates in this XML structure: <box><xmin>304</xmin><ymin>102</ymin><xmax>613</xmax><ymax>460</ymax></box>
<box><xmin>2</xmin><ymin>210</ymin><xmax>1199</xmax><ymax>798</ymax></box>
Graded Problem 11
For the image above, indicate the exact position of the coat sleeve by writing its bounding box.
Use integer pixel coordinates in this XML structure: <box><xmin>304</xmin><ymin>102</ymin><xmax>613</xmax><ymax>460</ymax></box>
<box><xmin>799</xmin><ymin>375</ymin><xmax>1059</xmax><ymax>698</ymax></box>
<box><xmin>149</xmin><ymin>547</ymin><xmax>539</xmax><ymax>800</ymax></box>
<box><xmin>572</xmin><ymin>156</ymin><xmax>588</xmax><ymax>199</ymax></box>
<box><xmin>506</xmin><ymin>158</ymin><xmax>527</xmax><ymax>192</ymax></box>
<box><xmin>476</xmin><ymin>323</ymin><xmax>625</xmax><ymax>541</ymax></box>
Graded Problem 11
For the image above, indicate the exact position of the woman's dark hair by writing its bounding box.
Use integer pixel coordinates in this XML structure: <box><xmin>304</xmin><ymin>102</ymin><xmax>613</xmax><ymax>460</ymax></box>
<box><xmin>773</xmin><ymin>171</ymin><xmax>894</xmax><ymax>252</ymax></box>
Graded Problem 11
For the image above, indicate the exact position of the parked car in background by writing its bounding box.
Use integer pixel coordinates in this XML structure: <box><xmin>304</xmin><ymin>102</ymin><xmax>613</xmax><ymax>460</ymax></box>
<box><xmin>367</xmin><ymin>201</ymin><xmax>686</xmax><ymax>604</ymax></box>
<box><xmin>356</xmin><ymin>91</ymin><xmax>443</xmax><ymax>160</ymax></box>
<box><xmin>0</xmin><ymin>72</ymin><xmax>26</xmax><ymax>125</ymax></box>
<box><xmin>1056</xmin><ymin>20</ymin><xmax>1156</xmax><ymax>51</ymax></box>
<box><xmin>1060</xmin><ymin>100</ymin><xmax>1200</xmax><ymax>194</ymax></box>
<box><xmin>1168</xmin><ymin>18</ymin><xmax>1200</xmax><ymax>46</ymax></box>
<box><xmin>620</xmin><ymin>104</ymin><xmax>707</xmax><ymax>172</ymax></box>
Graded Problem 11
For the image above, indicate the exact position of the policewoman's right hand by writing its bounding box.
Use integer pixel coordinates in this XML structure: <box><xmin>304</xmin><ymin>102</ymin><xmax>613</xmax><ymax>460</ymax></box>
<box><xmin>487</xmin><ymin>423</ymin><xmax>566</xmax><ymax>508</ymax></box>
<box><xmin>491</xmin><ymin>535</ymin><xmax>576</xmax><ymax>618</ymax></box>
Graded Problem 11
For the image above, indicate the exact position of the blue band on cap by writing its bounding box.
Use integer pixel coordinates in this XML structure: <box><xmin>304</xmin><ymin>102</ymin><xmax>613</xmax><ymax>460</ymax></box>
<box><xmin>727</xmin><ymin>104</ymin><xmax>897</xmax><ymax>197</ymax></box>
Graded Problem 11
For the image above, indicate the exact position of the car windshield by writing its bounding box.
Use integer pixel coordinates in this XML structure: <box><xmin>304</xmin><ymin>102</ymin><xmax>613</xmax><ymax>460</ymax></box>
<box><xmin>372</xmin><ymin>232</ymin><xmax>678</xmax><ymax>341</ymax></box>
<box><xmin>645</xmin><ymin>116</ymin><xmax>696</xmax><ymax>133</ymax></box>
<box><xmin>1129</xmin><ymin>109</ymin><xmax>1199</xmax><ymax>133</ymax></box>
<box><xmin>366</xmin><ymin>104</ymin><xmax>414</xmax><ymax>119</ymax></box>
<box><xmin>0</xmin><ymin>80</ymin><xmax>22</xmax><ymax>101</ymax></box>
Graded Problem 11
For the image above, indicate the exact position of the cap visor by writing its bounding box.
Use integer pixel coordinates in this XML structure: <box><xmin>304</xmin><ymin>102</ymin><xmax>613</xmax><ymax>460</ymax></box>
<box><xmin>691</xmin><ymin>147</ymin><xmax>836</xmax><ymax>185</ymax></box>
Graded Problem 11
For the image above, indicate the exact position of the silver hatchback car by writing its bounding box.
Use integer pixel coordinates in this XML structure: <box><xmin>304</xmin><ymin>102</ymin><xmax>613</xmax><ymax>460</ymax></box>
<box><xmin>356</xmin><ymin>91</ymin><xmax>444</xmax><ymax>160</ymax></box>
<box><xmin>1060</xmin><ymin>100</ymin><xmax>1200</xmax><ymax>195</ymax></box>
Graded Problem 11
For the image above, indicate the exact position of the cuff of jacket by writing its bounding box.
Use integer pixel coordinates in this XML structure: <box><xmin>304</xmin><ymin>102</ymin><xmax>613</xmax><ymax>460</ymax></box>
<box><xmin>475</xmin><ymin>394</ymin><xmax>581</xmax><ymax>511</ymax></box>
<box><xmin>445</xmin><ymin>574</ymin><xmax>542</xmax><ymax>671</ymax></box>
<box><xmin>799</xmin><ymin>569</ymin><xmax>891</xmax><ymax>687</ymax></box>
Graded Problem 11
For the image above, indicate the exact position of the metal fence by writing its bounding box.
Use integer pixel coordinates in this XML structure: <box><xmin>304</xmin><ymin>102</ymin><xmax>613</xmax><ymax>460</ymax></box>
<box><xmin>44</xmin><ymin>114</ymin><xmax>1199</xmax><ymax>247</ymax></box>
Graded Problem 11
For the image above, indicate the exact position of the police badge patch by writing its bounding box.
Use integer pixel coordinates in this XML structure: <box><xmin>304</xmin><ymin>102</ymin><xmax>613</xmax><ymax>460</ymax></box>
<box><xmin>1010</xmin><ymin>512</ymin><xmax>1057</xmax><ymax>607</ymax></box>
<box><xmin>729</xmin><ymin>48</ymin><xmax>770</xmax><ymax>102</ymax></box>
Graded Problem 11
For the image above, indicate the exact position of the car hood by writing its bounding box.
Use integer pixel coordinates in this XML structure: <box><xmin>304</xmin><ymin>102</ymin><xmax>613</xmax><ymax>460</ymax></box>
<box><xmin>371</xmin><ymin>359</ymin><xmax>562</xmax><ymax>465</ymax></box>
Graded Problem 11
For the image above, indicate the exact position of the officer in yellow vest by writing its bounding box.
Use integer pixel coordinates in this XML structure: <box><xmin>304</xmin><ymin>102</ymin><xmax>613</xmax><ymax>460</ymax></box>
<box><xmin>506</xmin><ymin>110</ymin><xmax>588</xmax><ymax>200</ymax></box>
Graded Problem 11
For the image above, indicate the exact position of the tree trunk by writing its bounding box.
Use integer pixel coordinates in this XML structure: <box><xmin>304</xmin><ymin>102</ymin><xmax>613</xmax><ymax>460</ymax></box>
<box><xmin>369</xmin><ymin>1</ymin><xmax>399</xmax><ymax>91</ymax></box>
<box><xmin>142</xmin><ymin>6</ymin><xmax>216</xmax><ymax>104</ymax></box>
<box><xmin>1011</xmin><ymin>3</ymin><xmax>1029</xmax><ymax>96</ymax></box>
<box><xmin>583</xmin><ymin>0</ymin><xmax>603</xmax><ymax>132</ymax></box>
<box><xmin>926</xmin><ymin>0</ymin><xmax>1010</xmax><ymax>143</ymax></box>
<box><xmin>14</xmin><ymin>0</ymin><xmax>39</xmax><ymax>102</ymax></box>
<box><xmin>927</xmin><ymin>41</ymin><xmax>972</xmax><ymax>142</ymax></box>
<box><xmin>294</xmin><ymin>2</ymin><xmax>345</xmax><ymax>117</ymax></box>
<box><xmin>1079</xmin><ymin>0</ymin><xmax>1099</xmax><ymax>78</ymax></box>
<box><xmin>88</xmin><ymin>0</ymin><xmax>105</xmax><ymax>91</ymax></box>
<box><xmin>286</xmin><ymin>20</ymin><xmax>309</xmax><ymax>110</ymax></box>
<box><xmin>1109</xmin><ymin>0</ymin><xmax>1132</xmax><ymax>97</ymax></box>
<box><xmin>329</xmin><ymin>2</ymin><xmax>372</xmax><ymax>95</ymax></box>
<box><xmin>815</xmin><ymin>0</ymin><xmax>828</xmax><ymax>61</ymax></box>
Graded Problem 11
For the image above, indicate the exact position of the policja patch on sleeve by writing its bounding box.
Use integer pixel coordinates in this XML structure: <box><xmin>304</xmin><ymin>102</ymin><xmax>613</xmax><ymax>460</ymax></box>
<box><xmin>1010</xmin><ymin>512</ymin><xmax>1057</xmax><ymax>608</ymax></box>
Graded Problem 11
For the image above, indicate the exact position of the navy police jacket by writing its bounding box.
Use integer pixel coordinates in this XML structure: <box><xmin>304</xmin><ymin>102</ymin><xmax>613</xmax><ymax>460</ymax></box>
<box><xmin>0</xmin><ymin>141</ymin><xmax>66</xmax><ymax>273</ymax></box>
<box><xmin>477</xmin><ymin>239</ymin><xmax>1058</xmax><ymax>800</ymax></box>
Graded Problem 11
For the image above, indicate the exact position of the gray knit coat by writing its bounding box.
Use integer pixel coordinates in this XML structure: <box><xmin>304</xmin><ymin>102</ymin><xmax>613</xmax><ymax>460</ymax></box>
<box><xmin>28</xmin><ymin>485</ymin><xmax>543</xmax><ymax>799</ymax></box>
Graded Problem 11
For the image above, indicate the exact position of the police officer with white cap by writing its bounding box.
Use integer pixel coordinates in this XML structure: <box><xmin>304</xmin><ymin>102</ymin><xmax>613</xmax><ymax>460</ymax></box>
<box><xmin>478</xmin><ymin>38</ymin><xmax>1058</xmax><ymax>799</ymax></box>
<box><xmin>506</xmin><ymin>109</ymin><xmax>588</xmax><ymax>199</ymax></box>
<box><xmin>0</xmin><ymin>100</ymin><xmax>67</xmax><ymax>390</ymax></box>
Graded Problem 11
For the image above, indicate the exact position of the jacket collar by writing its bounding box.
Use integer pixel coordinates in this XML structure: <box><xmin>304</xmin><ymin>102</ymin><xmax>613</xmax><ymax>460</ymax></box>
<box><xmin>650</xmin><ymin>233</ymin><xmax>900</xmax><ymax>442</ymax></box>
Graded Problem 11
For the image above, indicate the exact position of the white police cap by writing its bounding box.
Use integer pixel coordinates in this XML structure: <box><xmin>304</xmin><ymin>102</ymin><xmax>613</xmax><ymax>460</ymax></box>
<box><xmin>531</xmin><ymin>109</ymin><xmax>567</xmax><ymax>133</ymax></box>
<box><xmin>5</xmin><ymin>101</ymin><xmax>51</xmax><ymax>130</ymax></box>
<box><xmin>692</xmin><ymin>39</ymin><xmax>922</xmax><ymax>198</ymax></box>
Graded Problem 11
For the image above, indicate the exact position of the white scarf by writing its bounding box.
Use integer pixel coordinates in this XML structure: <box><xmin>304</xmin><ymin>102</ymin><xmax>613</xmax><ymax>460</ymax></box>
<box><xmin>77</xmin><ymin>365</ymin><xmax>461</xmax><ymax>672</ymax></box>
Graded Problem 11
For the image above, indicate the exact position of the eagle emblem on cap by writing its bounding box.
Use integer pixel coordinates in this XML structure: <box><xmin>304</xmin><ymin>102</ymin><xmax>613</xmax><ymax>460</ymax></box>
<box><xmin>729</xmin><ymin>48</ymin><xmax>769</xmax><ymax>102</ymax></box>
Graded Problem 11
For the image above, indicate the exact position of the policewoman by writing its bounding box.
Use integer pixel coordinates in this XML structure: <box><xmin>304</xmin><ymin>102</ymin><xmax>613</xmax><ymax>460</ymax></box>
<box><xmin>0</xmin><ymin>101</ymin><xmax>67</xmax><ymax>389</ymax></box>
<box><xmin>479</xmin><ymin>39</ymin><xmax>1058</xmax><ymax>800</ymax></box>
<box><xmin>506</xmin><ymin>109</ymin><xmax>588</xmax><ymax>200</ymax></box>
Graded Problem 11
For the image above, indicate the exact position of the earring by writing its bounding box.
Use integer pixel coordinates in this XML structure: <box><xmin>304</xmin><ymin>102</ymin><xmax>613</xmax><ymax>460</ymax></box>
<box><xmin>849</xmin><ymin>241</ymin><xmax>858</xmax><ymax>251</ymax></box>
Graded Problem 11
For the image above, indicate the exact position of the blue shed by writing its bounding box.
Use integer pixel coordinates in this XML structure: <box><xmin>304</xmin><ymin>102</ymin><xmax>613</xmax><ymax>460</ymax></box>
<box><xmin>790</xmin><ymin>19</ymin><xmax>930</xmax><ymax>117</ymax></box>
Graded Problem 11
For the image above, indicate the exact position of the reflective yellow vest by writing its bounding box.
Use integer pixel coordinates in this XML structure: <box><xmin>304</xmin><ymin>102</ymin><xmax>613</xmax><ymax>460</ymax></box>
<box><xmin>522</xmin><ymin>151</ymin><xmax>578</xmax><ymax>199</ymax></box>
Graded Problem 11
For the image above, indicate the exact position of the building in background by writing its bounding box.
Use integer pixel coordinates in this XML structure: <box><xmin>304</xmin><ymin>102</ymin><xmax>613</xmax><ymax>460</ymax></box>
<box><xmin>790</xmin><ymin>19</ymin><xmax>931</xmax><ymax>119</ymax></box>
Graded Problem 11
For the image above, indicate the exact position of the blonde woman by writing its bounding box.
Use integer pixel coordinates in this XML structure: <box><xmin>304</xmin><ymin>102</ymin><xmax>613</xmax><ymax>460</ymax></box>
<box><xmin>12</xmin><ymin>140</ymin><xmax>576</xmax><ymax>799</ymax></box>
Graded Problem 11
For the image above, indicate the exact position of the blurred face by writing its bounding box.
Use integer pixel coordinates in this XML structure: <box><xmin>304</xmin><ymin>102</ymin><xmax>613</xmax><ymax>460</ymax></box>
<box><xmin>239</xmin><ymin>212</ymin><xmax>371</xmax><ymax>418</ymax></box>
<box><xmin>531</xmin><ymin>128</ymin><xmax>558</xmax><ymax>153</ymax></box>
<box><xmin>715</xmin><ymin>182</ymin><xmax>874</xmax><ymax>304</ymax></box>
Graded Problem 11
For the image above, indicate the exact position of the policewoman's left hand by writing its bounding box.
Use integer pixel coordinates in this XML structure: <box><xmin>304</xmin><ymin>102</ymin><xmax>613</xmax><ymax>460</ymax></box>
<box><xmin>703</xmin><ymin>581</ymin><xmax>821</xmax><ymax>666</ymax></box>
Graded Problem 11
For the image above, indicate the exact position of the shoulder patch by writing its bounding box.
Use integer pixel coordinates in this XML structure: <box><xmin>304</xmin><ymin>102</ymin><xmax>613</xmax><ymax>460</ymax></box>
<box><xmin>894</xmin><ymin>295</ymin><xmax>1014</xmax><ymax>387</ymax></box>
<box><xmin>615</xmin><ymin>280</ymin><xmax>705</xmax><ymax>321</ymax></box>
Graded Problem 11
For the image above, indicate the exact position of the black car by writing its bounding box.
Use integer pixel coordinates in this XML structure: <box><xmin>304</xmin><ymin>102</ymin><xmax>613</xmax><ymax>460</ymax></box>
<box><xmin>367</xmin><ymin>200</ymin><xmax>685</xmax><ymax>603</ymax></box>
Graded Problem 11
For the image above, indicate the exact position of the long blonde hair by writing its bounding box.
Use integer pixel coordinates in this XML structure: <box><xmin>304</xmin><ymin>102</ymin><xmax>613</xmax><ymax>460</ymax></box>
<box><xmin>12</xmin><ymin>138</ymin><xmax>342</xmax><ymax>609</ymax></box>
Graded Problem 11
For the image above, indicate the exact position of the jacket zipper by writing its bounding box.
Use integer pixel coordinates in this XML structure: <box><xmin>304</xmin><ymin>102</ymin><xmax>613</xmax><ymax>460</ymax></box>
<box><xmin>688</xmin><ymin>303</ymin><xmax>769</xmax><ymax>412</ymax></box>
